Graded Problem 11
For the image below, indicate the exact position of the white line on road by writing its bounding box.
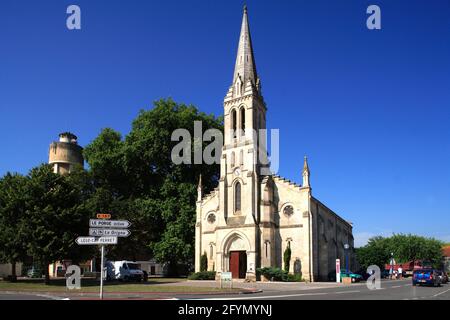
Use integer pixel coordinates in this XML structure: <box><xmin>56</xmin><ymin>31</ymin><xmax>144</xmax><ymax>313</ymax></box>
<box><xmin>433</xmin><ymin>288</ymin><xmax>450</xmax><ymax>298</ymax></box>
<box><xmin>203</xmin><ymin>292</ymin><xmax>329</xmax><ymax>300</ymax></box>
<box><xmin>334</xmin><ymin>290</ymin><xmax>361</xmax><ymax>294</ymax></box>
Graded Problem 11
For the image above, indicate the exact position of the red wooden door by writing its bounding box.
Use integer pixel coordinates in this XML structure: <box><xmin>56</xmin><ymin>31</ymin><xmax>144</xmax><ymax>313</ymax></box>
<box><xmin>230</xmin><ymin>251</ymin><xmax>240</xmax><ymax>279</ymax></box>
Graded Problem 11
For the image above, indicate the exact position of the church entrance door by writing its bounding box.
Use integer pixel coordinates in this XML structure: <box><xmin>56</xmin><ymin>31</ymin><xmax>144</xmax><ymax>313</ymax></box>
<box><xmin>229</xmin><ymin>251</ymin><xmax>247</xmax><ymax>279</ymax></box>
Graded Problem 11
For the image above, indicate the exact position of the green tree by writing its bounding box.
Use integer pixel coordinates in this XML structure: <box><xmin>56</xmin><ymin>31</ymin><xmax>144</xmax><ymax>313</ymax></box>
<box><xmin>200</xmin><ymin>252</ymin><xmax>208</xmax><ymax>272</ymax></box>
<box><xmin>356</xmin><ymin>234</ymin><xmax>444</xmax><ymax>271</ymax></box>
<box><xmin>284</xmin><ymin>242</ymin><xmax>292</xmax><ymax>273</ymax></box>
<box><xmin>23</xmin><ymin>164</ymin><xmax>93</xmax><ymax>284</ymax></box>
<box><xmin>84</xmin><ymin>99</ymin><xmax>223</xmax><ymax>274</ymax></box>
<box><xmin>355</xmin><ymin>236</ymin><xmax>391</xmax><ymax>271</ymax></box>
<box><xmin>0</xmin><ymin>173</ymin><xmax>29</xmax><ymax>281</ymax></box>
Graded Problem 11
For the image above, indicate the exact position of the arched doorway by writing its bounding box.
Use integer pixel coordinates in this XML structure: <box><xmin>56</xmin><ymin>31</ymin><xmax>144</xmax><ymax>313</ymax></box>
<box><xmin>229</xmin><ymin>251</ymin><xmax>247</xmax><ymax>279</ymax></box>
<box><xmin>223</xmin><ymin>233</ymin><xmax>250</xmax><ymax>279</ymax></box>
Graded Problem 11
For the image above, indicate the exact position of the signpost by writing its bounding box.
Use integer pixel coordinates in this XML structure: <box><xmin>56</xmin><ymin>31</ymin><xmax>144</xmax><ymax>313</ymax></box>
<box><xmin>89</xmin><ymin>219</ymin><xmax>131</xmax><ymax>228</ymax></box>
<box><xmin>220</xmin><ymin>272</ymin><xmax>233</xmax><ymax>289</ymax></box>
<box><xmin>336</xmin><ymin>259</ymin><xmax>341</xmax><ymax>283</ymax></box>
<box><xmin>76</xmin><ymin>215</ymin><xmax>131</xmax><ymax>299</ymax></box>
<box><xmin>97</xmin><ymin>213</ymin><xmax>111</xmax><ymax>219</ymax></box>
<box><xmin>89</xmin><ymin>228</ymin><xmax>131</xmax><ymax>237</ymax></box>
<box><xmin>76</xmin><ymin>236</ymin><xmax>118</xmax><ymax>245</ymax></box>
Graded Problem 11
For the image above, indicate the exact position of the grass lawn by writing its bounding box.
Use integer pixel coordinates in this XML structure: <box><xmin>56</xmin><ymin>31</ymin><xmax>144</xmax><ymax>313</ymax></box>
<box><xmin>0</xmin><ymin>278</ymin><xmax>239</xmax><ymax>293</ymax></box>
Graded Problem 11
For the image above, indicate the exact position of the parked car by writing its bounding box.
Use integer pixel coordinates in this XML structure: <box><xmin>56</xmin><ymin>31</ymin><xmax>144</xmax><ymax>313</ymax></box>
<box><xmin>381</xmin><ymin>270</ymin><xmax>390</xmax><ymax>279</ymax></box>
<box><xmin>437</xmin><ymin>271</ymin><xmax>448</xmax><ymax>284</ymax></box>
<box><xmin>105</xmin><ymin>261</ymin><xmax>144</xmax><ymax>282</ymax></box>
<box><xmin>340</xmin><ymin>271</ymin><xmax>363</xmax><ymax>283</ymax></box>
<box><xmin>328</xmin><ymin>270</ymin><xmax>363</xmax><ymax>282</ymax></box>
<box><xmin>412</xmin><ymin>269</ymin><xmax>441</xmax><ymax>287</ymax></box>
<box><xmin>27</xmin><ymin>267</ymin><xmax>43</xmax><ymax>278</ymax></box>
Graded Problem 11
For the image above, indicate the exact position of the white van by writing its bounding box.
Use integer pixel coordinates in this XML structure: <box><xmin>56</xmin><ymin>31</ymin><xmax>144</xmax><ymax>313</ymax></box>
<box><xmin>105</xmin><ymin>261</ymin><xmax>144</xmax><ymax>282</ymax></box>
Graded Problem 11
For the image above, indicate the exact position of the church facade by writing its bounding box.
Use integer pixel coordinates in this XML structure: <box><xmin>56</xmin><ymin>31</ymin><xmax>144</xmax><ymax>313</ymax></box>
<box><xmin>195</xmin><ymin>7</ymin><xmax>354</xmax><ymax>282</ymax></box>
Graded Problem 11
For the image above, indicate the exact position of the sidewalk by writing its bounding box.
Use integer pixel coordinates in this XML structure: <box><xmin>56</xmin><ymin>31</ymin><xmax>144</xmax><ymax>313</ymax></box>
<box><xmin>166</xmin><ymin>280</ymin><xmax>348</xmax><ymax>292</ymax></box>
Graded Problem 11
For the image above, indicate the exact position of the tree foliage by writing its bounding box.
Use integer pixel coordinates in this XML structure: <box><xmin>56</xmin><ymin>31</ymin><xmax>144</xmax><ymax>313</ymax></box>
<box><xmin>0</xmin><ymin>99</ymin><xmax>223</xmax><ymax>280</ymax></box>
<box><xmin>200</xmin><ymin>252</ymin><xmax>208</xmax><ymax>272</ymax></box>
<box><xmin>356</xmin><ymin>234</ymin><xmax>444</xmax><ymax>271</ymax></box>
<box><xmin>83</xmin><ymin>99</ymin><xmax>223</xmax><ymax>272</ymax></box>
<box><xmin>0</xmin><ymin>173</ymin><xmax>29</xmax><ymax>280</ymax></box>
<box><xmin>283</xmin><ymin>242</ymin><xmax>292</xmax><ymax>273</ymax></box>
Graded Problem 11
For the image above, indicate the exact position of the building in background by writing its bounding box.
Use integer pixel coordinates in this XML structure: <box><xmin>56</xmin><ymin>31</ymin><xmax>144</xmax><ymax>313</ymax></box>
<box><xmin>48</xmin><ymin>132</ymin><xmax>84</xmax><ymax>174</ymax></box>
<box><xmin>443</xmin><ymin>246</ymin><xmax>450</xmax><ymax>273</ymax></box>
<box><xmin>47</xmin><ymin>132</ymin><xmax>89</xmax><ymax>277</ymax></box>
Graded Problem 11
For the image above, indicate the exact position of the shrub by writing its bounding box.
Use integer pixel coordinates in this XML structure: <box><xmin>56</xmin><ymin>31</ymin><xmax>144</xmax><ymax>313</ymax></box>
<box><xmin>188</xmin><ymin>271</ymin><xmax>216</xmax><ymax>280</ymax></box>
<box><xmin>286</xmin><ymin>273</ymin><xmax>303</xmax><ymax>282</ymax></box>
<box><xmin>284</xmin><ymin>243</ymin><xmax>291</xmax><ymax>273</ymax></box>
<box><xmin>200</xmin><ymin>252</ymin><xmax>208</xmax><ymax>272</ymax></box>
<box><xmin>257</xmin><ymin>267</ymin><xmax>287</xmax><ymax>281</ymax></box>
<box><xmin>257</xmin><ymin>267</ymin><xmax>303</xmax><ymax>282</ymax></box>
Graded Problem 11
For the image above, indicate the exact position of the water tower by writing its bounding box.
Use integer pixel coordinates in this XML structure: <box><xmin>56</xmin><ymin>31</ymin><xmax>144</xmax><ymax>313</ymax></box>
<box><xmin>48</xmin><ymin>132</ymin><xmax>84</xmax><ymax>175</ymax></box>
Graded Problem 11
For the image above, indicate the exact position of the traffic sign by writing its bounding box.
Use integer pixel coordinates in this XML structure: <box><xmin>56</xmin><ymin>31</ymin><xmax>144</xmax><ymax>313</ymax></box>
<box><xmin>76</xmin><ymin>236</ymin><xmax>118</xmax><ymax>245</ymax></box>
<box><xmin>89</xmin><ymin>228</ymin><xmax>130</xmax><ymax>237</ymax></box>
<box><xmin>89</xmin><ymin>219</ymin><xmax>131</xmax><ymax>228</ymax></box>
<box><xmin>97</xmin><ymin>213</ymin><xmax>111</xmax><ymax>219</ymax></box>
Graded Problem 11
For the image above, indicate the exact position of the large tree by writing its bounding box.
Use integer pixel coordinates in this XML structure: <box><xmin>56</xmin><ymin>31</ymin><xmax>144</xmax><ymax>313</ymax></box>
<box><xmin>0</xmin><ymin>173</ymin><xmax>29</xmax><ymax>281</ymax></box>
<box><xmin>84</xmin><ymin>99</ymin><xmax>223</xmax><ymax>273</ymax></box>
<box><xmin>356</xmin><ymin>234</ymin><xmax>444</xmax><ymax>271</ymax></box>
<box><xmin>23</xmin><ymin>164</ymin><xmax>93</xmax><ymax>284</ymax></box>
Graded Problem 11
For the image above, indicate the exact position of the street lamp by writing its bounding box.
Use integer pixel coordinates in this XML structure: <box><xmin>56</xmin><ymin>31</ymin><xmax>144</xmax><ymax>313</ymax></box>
<box><xmin>390</xmin><ymin>252</ymin><xmax>394</xmax><ymax>279</ymax></box>
<box><xmin>344</xmin><ymin>244</ymin><xmax>350</xmax><ymax>273</ymax></box>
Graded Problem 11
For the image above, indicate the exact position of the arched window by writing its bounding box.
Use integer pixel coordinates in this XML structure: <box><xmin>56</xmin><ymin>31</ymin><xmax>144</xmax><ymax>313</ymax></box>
<box><xmin>240</xmin><ymin>107</ymin><xmax>245</xmax><ymax>135</ymax></box>
<box><xmin>231</xmin><ymin>109</ymin><xmax>237</xmax><ymax>138</ymax></box>
<box><xmin>234</xmin><ymin>182</ymin><xmax>241</xmax><ymax>213</ymax></box>
<box><xmin>240</xmin><ymin>150</ymin><xmax>244</xmax><ymax>166</ymax></box>
<box><xmin>230</xmin><ymin>151</ymin><xmax>235</xmax><ymax>168</ymax></box>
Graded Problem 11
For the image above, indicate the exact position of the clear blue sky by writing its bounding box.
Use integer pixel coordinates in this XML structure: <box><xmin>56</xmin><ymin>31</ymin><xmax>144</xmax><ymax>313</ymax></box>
<box><xmin>1</xmin><ymin>0</ymin><xmax>449</xmax><ymax>247</ymax></box>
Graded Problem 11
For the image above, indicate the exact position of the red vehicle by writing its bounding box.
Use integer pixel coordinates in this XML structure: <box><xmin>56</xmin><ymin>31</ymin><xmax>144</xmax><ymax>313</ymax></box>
<box><xmin>385</xmin><ymin>261</ymin><xmax>423</xmax><ymax>277</ymax></box>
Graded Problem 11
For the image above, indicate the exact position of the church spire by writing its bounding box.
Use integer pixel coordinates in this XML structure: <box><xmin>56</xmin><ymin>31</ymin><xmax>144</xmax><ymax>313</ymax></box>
<box><xmin>233</xmin><ymin>5</ymin><xmax>258</xmax><ymax>88</ymax></box>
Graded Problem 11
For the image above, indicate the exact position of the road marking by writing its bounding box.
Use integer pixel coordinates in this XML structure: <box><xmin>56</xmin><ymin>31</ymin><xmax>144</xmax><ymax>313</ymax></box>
<box><xmin>335</xmin><ymin>290</ymin><xmax>360</xmax><ymax>294</ymax></box>
<box><xmin>433</xmin><ymin>288</ymin><xmax>450</xmax><ymax>298</ymax></box>
<box><xmin>392</xmin><ymin>286</ymin><xmax>401</xmax><ymax>288</ymax></box>
<box><xmin>202</xmin><ymin>292</ymin><xmax>329</xmax><ymax>300</ymax></box>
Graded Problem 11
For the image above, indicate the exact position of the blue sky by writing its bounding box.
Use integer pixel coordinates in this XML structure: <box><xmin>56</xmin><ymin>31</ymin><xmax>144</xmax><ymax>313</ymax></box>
<box><xmin>1</xmin><ymin>0</ymin><xmax>449</xmax><ymax>247</ymax></box>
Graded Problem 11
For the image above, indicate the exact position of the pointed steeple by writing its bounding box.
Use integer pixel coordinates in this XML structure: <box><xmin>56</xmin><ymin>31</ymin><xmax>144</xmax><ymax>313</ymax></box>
<box><xmin>233</xmin><ymin>5</ymin><xmax>258</xmax><ymax>88</ymax></box>
<box><xmin>302</xmin><ymin>156</ymin><xmax>310</xmax><ymax>188</ymax></box>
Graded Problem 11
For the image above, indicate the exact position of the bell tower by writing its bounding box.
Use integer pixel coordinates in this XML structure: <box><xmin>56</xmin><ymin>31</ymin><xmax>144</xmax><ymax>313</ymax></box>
<box><xmin>219</xmin><ymin>5</ymin><xmax>267</xmax><ymax>225</ymax></box>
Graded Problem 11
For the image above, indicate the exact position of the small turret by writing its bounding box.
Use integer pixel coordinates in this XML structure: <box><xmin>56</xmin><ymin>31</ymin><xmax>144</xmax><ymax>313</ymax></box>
<box><xmin>197</xmin><ymin>174</ymin><xmax>203</xmax><ymax>202</ymax></box>
<box><xmin>302</xmin><ymin>156</ymin><xmax>310</xmax><ymax>188</ymax></box>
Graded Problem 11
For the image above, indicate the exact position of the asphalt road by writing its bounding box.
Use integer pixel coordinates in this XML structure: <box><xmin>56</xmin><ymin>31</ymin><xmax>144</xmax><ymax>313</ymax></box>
<box><xmin>0</xmin><ymin>292</ymin><xmax>66</xmax><ymax>300</ymax></box>
<box><xmin>188</xmin><ymin>279</ymin><xmax>450</xmax><ymax>300</ymax></box>
<box><xmin>1</xmin><ymin>279</ymin><xmax>449</xmax><ymax>300</ymax></box>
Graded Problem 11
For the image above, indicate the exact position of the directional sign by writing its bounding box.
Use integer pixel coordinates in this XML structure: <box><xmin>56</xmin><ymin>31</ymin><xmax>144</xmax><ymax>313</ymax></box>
<box><xmin>89</xmin><ymin>219</ymin><xmax>131</xmax><ymax>228</ymax></box>
<box><xmin>89</xmin><ymin>228</ymin><xmax>131</xmax><ymax>237</ymax></box>
<box><xmin>76</xmin><ymin>236</ymin><xmax>118</xmax><ymax>245</ymax></box>
<box><xmin>97</xmin><ymin>213</ymin><xmax>111</xmax><ymax>219</ymax></box>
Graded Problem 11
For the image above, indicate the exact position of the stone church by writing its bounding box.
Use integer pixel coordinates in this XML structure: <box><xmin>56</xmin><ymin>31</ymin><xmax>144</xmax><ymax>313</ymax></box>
<box><xmin>195</xmin><ymin>7</ymin><xmax>354</xmax><ymax>282</ymax></box>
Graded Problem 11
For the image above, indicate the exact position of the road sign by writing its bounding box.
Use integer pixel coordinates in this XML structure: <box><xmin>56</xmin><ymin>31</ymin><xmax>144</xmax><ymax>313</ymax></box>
<box><xmin>220</xmin><ymin>272</ymin><xmax>233</xmax><ymax>289</ymax></box>
<box><xmin>97</xmin><ymin>213</ymin><xmax>111</xmax><ymax>219</ymax></box>
<box><xmin>75</xmin><ymin>236</ymin><xmax>118</xmax><ymax>245</ymax></box>
<box><xmin>89</xmin><ymin>228</ymin><xmax>130</xmax><ymax>237</ymax></box>
<box><xmin>89</xmin><ymin>219</ymin><xmax>131</xmax><ymax>228</ymax></box>
<box><xmin>336</xmin><ymin>259</ymin><xmax>341</xmax><ymax>283</ymax></box>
